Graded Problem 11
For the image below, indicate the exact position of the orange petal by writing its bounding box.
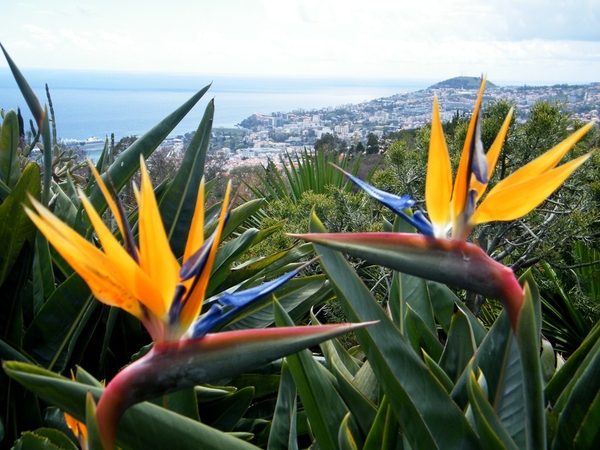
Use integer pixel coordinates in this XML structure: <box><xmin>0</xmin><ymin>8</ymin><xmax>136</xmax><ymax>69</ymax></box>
<box><xmin>183</xmin><ymin>178</ymin><xmax>206</xmax><ymax>262</ymax></box>
<box><xmin>25</xmin><ymin>199</ymin><xmax>143</xmax><ymax>318</ymax></box>
<box><xmin>451</xmin><ymin>78</ymin><xmax>487</xmax><ymax>222</ymax></box>
<box><xmin>472</xmin><ymin>108</ymin><xmax>514</xmax><ymax>201</ymax></box>
<box><xmin>137</xmin><ymin>160</ymin><xmax>180</xmax><ymax>318</ymax></box>
<box><xmin>472</xmin><ymin>152</ymin><xmax>593</xmax><ymax>224</ymax></box>
<box><xmin>79</xmin><ymin>193</ymin><xmax>165</xmax><ymax>319</ymax></box>
<box><xmin>492</xmin><ymin>122</ymin><xmax>594</xmax><ymax>193</ymax></box>
<box><xmin>425</xmin><ymin>97</ymin><xmax>452</xmax><ymax>237</ymax></box>
<box><xmin>179</xmin><ymin>181</ymin><xmax>232</xmax><ymax>329</ymax></box>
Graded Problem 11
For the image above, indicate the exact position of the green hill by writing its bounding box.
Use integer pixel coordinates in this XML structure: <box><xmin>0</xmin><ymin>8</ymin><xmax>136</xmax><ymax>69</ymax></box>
<box><xmin>428</xmin><ymin>76</ymin><xmax>496</xmax><ymax>89</ymax></box>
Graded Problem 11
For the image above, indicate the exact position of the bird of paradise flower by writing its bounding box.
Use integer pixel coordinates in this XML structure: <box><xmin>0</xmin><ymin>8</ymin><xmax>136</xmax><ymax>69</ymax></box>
<box><xmin>294</xmin><ymin>79</ymin><xmax>594</xmax><ymax>331</ymax></box>
<box><xmin>25</xmin><ymin>158</ymin><xmax>371</xmax><ymax>449</ymax></box>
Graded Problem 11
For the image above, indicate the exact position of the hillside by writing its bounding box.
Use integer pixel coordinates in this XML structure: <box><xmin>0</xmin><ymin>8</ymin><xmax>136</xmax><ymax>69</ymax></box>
<box><xmin>429</xmin><ymin>76</ymin><xmax>497</xmax><ymax>90</ymax></box>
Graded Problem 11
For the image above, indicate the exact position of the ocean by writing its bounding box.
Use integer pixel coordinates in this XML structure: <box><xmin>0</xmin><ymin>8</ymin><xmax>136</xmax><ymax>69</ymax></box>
<box><xmin>0</xmin><ymin>68</ymin><xmax>433</xmax><ymax>142</ymax></box>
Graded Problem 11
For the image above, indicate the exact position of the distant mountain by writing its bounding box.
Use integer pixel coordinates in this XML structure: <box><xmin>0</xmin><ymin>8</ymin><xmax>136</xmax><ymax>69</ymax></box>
<box><xmin>428</xmin><ymin>77</ymin><xmax>497</xmax><ymax>90</ymax></box>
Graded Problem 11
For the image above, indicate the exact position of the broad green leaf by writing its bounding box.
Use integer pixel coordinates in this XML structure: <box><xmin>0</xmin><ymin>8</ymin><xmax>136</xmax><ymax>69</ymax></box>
<box><xmin>161</xmin><ymin>99</ymin><xmax>213</xmax><ymax>257</ymax></box>
<box><xmin>41</xmin><ymin>105</ymin><xmax>52</xmax><ymax>205</ymax></box>
<box><xmin>404</xmin><ymin>305</ymin><xmax>443</xmax><ymax>362</ymax></box>
<box><xmin>274</xmin><ymin>301</ymin><xmax>354</xmax><ymax>450</ymax></box>
<box><xmin>439</xmin><ymin>308</ymin><xmax>476</xmax><ymax>383</ymax></box>
<box><xmin>451</xmin><ymin>311</ymin><xmax>526</xmax><ymax>446</ymax></box>
<box><xmin>545</xmin><ymin>314</ymin><xmax>600</xmax><ymax>406</ymax></box>
<box><xmin>329</xmin><ymin>360</ymin><xmax>377</xmax><ymax>439</ymax></box>
<box><xmin>2</xmin><ymin>362</ymin><xmax>260</xmax><ymax>450</ymax></box>
<box><xmin>515</xmin><ymin>282</ymin><xmax>546</xmax><ymax>450</ymax></box>
<box><xmin>427</xmin><ymin>281</ymin><xmax>486</xmax><ymax>343</ymax></box>
<box><xmin>201</xmin><ymin>387</ymin><xmax>254</xmax><ymax>432</ymax></box>
<box><xmin>338</xmin><ymin>413</ymin><xmax>359</xmax><ymax>450</ymax></box>
<box><xmin>268</xmin><ymin>361</ymin><xmax>299</xmax><ymax>450</ymax></box>
<box><xmin>0</xmin><ymin>162</ymin><xmax>40</xmax><ymax>287</ymax></box>
<box><xmin>22</xmin><ymin>272</ymin><xmax>93</xmax><ymax>370</ymax></box>
<box><xmin>308</xmin><ymin>212</ymin><xmax>480</xmax><ymax>450</ymax></box>
<box><xmin>423</xmin><ymin>352</ymin><xmax>454</xmax><ymax>393</ymax></box>
<box><xmin>12</xmin><ymin>429</ymin><xmax>79</xmax><ymax>450</ymax></box>
<box><xmin>0</xmin><ymin>43</ymin><xmax>44</xmax><ymax>128</ymax></box>
<box><xmin>363</xmin><ymin>397</ymin><xmax>403</xmax><ymax>450</ymax></box>
<box><xmin>87</xmin><ymin>85</ymin><xmax>211</xmax><ymax>215</ymax></box>
<box><xmin>551</xmin><ymin>342</ymin><xmax>600</xmax><ymax>449</ymax></box>
<box><xmin>32</xmin><ymin>233</ymin><xmax>55</xmax><ymax>315</ymax></box>
<box><xmin>0</xmin><ymin>109</ymin><xmax>21</xmax><ymax>189</ymax></box>
<box><xmin>312</xmin><ymin>311</ymin><xmax>362</xmax><ymax>378</ymax></box>
<box><xmin>86</xmin><ymin>392</ymin><xmax>104</xmax><ymax>450</ymax></box>
<box><xmin>466</xmin><ymin>367</ymin><xmax>519</xmax><ymax>450</ymax></box>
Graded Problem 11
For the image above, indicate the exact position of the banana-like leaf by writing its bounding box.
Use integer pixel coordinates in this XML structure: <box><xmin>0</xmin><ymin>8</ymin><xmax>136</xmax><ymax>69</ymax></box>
<box><xmin>41</xmin><ymin>106</ymin><xmax>52</xmax><ymax>205</ymax></box>
<box><xmin>160</xmin><ymin>99</ymin><xmax>213</xmax><ymax>258</ymax></box>
<box><xmin>87</xmin><ymin>85</ymin><xmax>211</xmax><ymax>214</ymax></box>
<box><xmin>439</xmin><ymin>307</ymin><xmax>476</xmax><ymax>383</ymax></box>
<box><xmin>545</xmin><ymin>316</ymin><xmax>600</xmax><ymax>406</ymax></box>
<box><xmin>551</xmin><ymin>341</ymin><xmax>600</xmax><ymax>449</ymax></box>
<box><xmin>274</xmin><ymin>301</ymin><xmax>360</xmax><ymax>450</ymax></box>
<box><xmin>12</xmin><ymin>428</ymin><xmax>79</xmax><ymax>450</ymax></box>
<box><xmin>0</xmin><ymin>109</ymin><xmax>21</xmax><ymax>189</ymax></box>
<box><xmin>267</xmin><ymin>361</ymin><xmax>299</xmax><ymax>450</ymax></box>
<box><xmin>0</xmin><ymin>43</ymin><xmax>44</xmax><ymax>128</ymax></box>
<box><xmin>2</xmin><ymin>362</ymin><xmax>260</xmax><ymax>450</ymax></box>
<box><xmin>515</xmin><ymin>282</ymin><xmax>546</xmax><ymax>450</ymax></box>
<box><xmin>22</xmin><ymin>272</ymin><xmax>93</xmax><ymax>370</ymax></box>
<box><xmin>201</xmin><ymin>386</ymin><xmax>254</xmax><ymax>432</ymax></box>
<box><xmin>338</xmin><ymin>413</ymin><xmax>359</xmax><ymax>450</ymax></box>
<box><xmin>362</xmin><ymin>397</ymin><xmax>402</xmax><ymax>450</ymax></box>
<box><xmin>0</xmin><ymin>163</ymin><xmax>40</xmax><ymax>287</ymax></box>
<box><xmin>404</xmin><ymin>305</ymin><xmax>443</xmax><ymax>362</ymax></box>
<box><xmin>308</xmin><ymin>212</ymin><xmax>480</xmax><ymax>449</ymax></box>
<box><xmin>466</xmin><ymin>366</ymin><xmax>519</xmax><ymax>450</ymax></box>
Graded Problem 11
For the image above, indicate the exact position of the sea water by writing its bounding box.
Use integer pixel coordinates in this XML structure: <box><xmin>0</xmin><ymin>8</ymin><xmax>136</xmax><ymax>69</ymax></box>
<box><xmin>0</xmin><ymin>68</ymin><xmax>432</xmax><ymax>142</ymax></box>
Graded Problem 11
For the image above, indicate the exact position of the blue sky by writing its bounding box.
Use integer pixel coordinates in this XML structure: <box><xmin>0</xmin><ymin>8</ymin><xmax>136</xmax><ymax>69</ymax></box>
<box><xmin>1</xmin><ymin>0</ymin><xmax>599</xmax><ymax>84</ymax></box>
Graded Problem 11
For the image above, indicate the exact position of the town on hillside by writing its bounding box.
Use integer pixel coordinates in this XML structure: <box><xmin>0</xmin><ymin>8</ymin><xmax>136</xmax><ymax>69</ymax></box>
<box><xmin>209</xmin><ymin>77</ymin><xmax>600</xmax><ymax>171</ymax></box>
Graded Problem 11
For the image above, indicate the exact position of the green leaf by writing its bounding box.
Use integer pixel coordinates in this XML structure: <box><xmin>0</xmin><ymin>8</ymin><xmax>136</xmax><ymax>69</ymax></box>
<box><xmin>439</xmin><ymin>307</ymin><xmax>476</xmax><ymax>383</ymax></box>
<box><xmin>551</xmin><ymin>341</ymin><xmax>600</xmax><ymax>449</ymax></box>
<box><xmin>308</xmin><ymin>211</ymin><xmax>480</xmax><ymax>450</ymax></box>
<box><xmin>86</xmin><ymin>392</ymin><xmax>104</xmax><ymax>450</ymax></box>
<box><xmin>338</xmin><ymin>413</ymin><xmax>359</xmax><ymax>450</ymax></box>
<box><xmin>2</xmin><ymin>362</ymin><xmax>260</xmax><ymax>450</ymax></box>
<box><xmin>22</xmin><ymin>272</ymin><xmax>93</xmax><ymax>370</ymax></box>
<box><xmin>545</xmin><ymin>315</ymin><xmax>600</xmax><ymax>406</ymax></box>
<box><xmin>0</xmin><ymin>43</ymin><xmax>44</xmax><ymax>128</ymax></box>
<box><xmin>268</xmin><ymin>361</ymin><xmax>299</xmax><ymax>450</ymax></box>
<box><xmin>363</xmin><ymin>397</ymin><xmax>403</xmax><ymax>450</ymax></box>
<box><xmin>32</xmin><ymin>233</ymin><xmax>55</xmax><ymax>315</ymax></box>
<box><xmin>466</xmin><ymin>367</ymin><xmax>519</xmax><ymax>450</ymax></box>
<box><xmin>0</xmin><ymin>162</ymin><xmax>40</xmax><ymax>287</ymax></box>
<box><xmin>0</xmin><ymin>109</ymin><xmax>21</xmax><ymax>189</ymax></box>
<box><xmin>515</xmin><ymin>282</ymin><xmax>546</xmax><ymax>450</ymax></box>
<box><xmin>274</xmin><ymin>300</ymin><xmax>353</xmax><ymax>450</ymax></box>
<box><xmin>12</xmin><ymin>429</ymin><xmax>78</xmax><ymax>450</ymax></box>
<box><xmin>87</xmin><ymin>85</ymin><xmax>211</xmax><ymax>215</ymax></box>
<box><xmin>404</xmin><ymin>304</ymin><xmax>443</xmax><ymax>362</ymax></box>
<box><xmin>160</xmin><ymin>99</ymin><xmax>213</xmax><ymax>257</ymax></box>
<box><xmin>201</xmin><ymin>386</ymin><xmax>254</xmax><ymax>432</ymax></box>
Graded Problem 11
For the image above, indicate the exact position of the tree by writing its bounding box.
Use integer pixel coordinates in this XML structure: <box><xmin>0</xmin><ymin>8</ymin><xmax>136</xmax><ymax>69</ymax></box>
<box><xmin>366</xmin><ymin>132</ymin><xmax>380</xmax><ymax>154</ymax></box>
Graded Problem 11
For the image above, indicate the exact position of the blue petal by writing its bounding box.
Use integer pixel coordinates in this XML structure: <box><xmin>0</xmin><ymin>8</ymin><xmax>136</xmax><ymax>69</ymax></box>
<box><xmin>339</xmin><ymin>168</ymin><xmax>434</xmax><ymax>237</ymax></box>
<box><xmin>220</xmin><ymin>265</ymin><xmax>305</xmax><ymax>307</ymax></box>
<box><xmin>191</xmin><ymin>304</ymin><xmax>223</xmax><ymax>338</ymax></box>
<box><xmin>190</xmin><ymin>262</ymin><xmax>311</xmax><ymax>338</ymax></box>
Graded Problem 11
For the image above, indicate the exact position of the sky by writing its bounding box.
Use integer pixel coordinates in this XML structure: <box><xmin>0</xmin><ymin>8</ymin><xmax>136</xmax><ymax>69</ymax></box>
<box><xmin>1</xmin><ymin>0</ymin><xmax>599</xmax><ymax>85</ymax></box>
